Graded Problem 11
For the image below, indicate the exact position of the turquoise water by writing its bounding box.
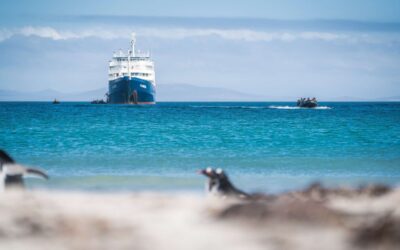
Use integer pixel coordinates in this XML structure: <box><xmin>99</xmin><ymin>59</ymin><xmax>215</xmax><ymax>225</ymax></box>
<box><xmin>1</xmin><ymin>102</ymin><xmax>399</xmax><ymax>193</ymax></box>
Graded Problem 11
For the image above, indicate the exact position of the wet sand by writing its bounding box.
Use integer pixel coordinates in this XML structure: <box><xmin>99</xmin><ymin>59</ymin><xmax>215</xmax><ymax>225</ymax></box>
<box><xmin>0</xmin><ymin>185</ymin><xmax>399</xmax><ymax>250</ymax></box>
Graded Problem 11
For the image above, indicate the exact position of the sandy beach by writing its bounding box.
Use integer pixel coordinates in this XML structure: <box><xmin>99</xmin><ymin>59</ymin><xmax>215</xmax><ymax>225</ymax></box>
<box><xmin>1</xmin><ymin>184</ymin><xmax>399</xmax><ymax>250</ymax></box>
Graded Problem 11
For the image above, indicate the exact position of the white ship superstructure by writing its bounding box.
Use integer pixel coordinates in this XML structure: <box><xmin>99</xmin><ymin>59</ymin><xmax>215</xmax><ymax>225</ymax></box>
<box><xmin>107</xmin><ymin>33</ymin><xmax>156</xmax><ymax>104</ymax></box>
<box><xmin>108</xmin><ymin>33</ymin><xmax>155</xmax><ymax>84</ymax></box>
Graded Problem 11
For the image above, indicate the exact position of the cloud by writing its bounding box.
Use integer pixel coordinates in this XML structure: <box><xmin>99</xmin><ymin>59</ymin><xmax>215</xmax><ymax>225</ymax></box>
<box><xmin>20</xmin><ymin>27</ymin><xmax>68</xmax><ymax>40</ymax></box>
<box><xmin>0</xmin><ymin>26</ymin><xmax>399</xmax><ymax>45</ymax></box>
<box><xmin>0</xmin><ymin>29</ymin><xmax>13</xmax><ymax>42</ymax></box>
<box><xmin>0</xmin><ymin>26</ymin><xmax>121</xmax><ymax>42</ymax></box>
<box><xmin>139</xmin><ymin>28</ymin><xmax>349</xmax><ymax>42</ymax></box>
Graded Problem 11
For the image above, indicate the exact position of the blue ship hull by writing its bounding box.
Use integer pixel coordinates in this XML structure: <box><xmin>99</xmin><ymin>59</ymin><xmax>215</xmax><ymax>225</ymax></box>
<box><xmin>108</xmin><ymin>77</ymin><xmax>156</xmax><ymax>104</ymax></box>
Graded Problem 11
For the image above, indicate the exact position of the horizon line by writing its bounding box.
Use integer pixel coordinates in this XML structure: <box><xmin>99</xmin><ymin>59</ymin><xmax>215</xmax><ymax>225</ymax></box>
<box><xmin>1</xmin><ymin>100</ymin><xmax>400</xmax><ymax>103</ymax></box>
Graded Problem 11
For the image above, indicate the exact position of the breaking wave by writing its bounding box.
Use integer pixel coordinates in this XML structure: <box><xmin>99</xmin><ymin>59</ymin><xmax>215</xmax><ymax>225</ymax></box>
<box><xmin>268</xmin><ymin>106</ymin><xmax>332</xmax><ymax>110</ymax></box>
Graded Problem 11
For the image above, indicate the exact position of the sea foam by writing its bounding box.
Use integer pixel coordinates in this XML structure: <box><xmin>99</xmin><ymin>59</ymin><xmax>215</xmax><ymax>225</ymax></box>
<box><xmin>268</xmin><ymin>105</ymin><xmax>332</xmax><ymax>110</ymax></box>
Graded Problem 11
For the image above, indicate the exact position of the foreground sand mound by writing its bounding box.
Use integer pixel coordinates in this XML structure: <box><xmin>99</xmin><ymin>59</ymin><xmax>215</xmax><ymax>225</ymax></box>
<box><xmin>0</xmin><ymin>185</ymin><xmax>399</xmax><ymax>250</ymax></box>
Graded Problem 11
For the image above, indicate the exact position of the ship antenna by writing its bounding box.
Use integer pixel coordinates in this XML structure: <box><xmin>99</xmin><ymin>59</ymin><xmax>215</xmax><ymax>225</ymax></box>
<box><xmin>128</xmin><ymin>48</ymin><xmax>131</xmax><ymax>80</ymax></box>
<box><xmin>131</xmin><ymin>32</ymin><xmax>136</xmax><ymax>57</ymax></box>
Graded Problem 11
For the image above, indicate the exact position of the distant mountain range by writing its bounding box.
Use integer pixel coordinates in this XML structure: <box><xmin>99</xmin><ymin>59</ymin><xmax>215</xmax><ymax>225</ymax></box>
<box><xmin>157</xmin><ymin>84</ymin><xmax>267</xmax><ymax>101</ymax></box>
<box><xmin>1</xmin><ymin>84</ymin><xmax>399</xmax><ymax>102</ymax></box>
<box><xmin>0</xmin><ymin>88</ymin><xmax>107</xmax><ymax>101</ymax></box>
<box><xmin>0</xmin><ymin>84</ymin><xmax>268</xmax><ymax>102</ymax></box>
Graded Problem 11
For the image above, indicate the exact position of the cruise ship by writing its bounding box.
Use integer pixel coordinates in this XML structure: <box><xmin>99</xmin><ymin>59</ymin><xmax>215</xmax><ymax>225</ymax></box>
<box><xmin>108</xmin><ymin>33</ymin><xmax>156</xmax><ymax>104</ymax></box>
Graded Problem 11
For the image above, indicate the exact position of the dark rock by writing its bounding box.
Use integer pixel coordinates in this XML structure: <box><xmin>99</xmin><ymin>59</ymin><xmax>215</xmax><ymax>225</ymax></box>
<box><xmin>218</xmin><ymin>199</ymin><xmax>345</xmax><ymax>226</ymax></box>
<box><xmin>353</xmin><ymin>214</ymin><xmax>400</xmax><ymax>249</ymax></box>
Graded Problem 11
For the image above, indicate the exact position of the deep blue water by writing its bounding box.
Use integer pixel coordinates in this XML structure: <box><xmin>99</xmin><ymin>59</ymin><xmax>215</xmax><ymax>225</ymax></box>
<box><xmin>1</xmin><ymin>102</ymin><xmax>399</xmax><ymax>193</ymax></box>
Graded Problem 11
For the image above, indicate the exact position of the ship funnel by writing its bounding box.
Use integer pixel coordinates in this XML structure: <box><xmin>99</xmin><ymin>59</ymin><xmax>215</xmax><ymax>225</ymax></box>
<box><xmin>131</xmin><ymin>32</ymin><xmax>136</xmax><ymax>56</ymax></box>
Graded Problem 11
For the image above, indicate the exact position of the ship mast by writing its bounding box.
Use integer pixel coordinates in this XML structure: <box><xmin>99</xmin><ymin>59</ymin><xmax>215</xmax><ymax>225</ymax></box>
<box><xmin>128</xmin><ymin>33</ymin><xmax>136</xmax><ymax>81</ymax></box>
<box><xmin>127</xmin><ymin>33</ymin><xmax>136</xmax><ymax>103</ymax></box>
<box><xmin>131</xmin><ymin>32</ymin><xmax>136</xmax><ymax>57</ymax></box>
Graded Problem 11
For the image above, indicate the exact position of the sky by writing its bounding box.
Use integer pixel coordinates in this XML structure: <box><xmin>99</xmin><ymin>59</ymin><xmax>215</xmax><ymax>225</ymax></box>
<box><xmin>0</xmin><ymin>0</ymin><xmax>400</xmax><ymax>99</ymax></box>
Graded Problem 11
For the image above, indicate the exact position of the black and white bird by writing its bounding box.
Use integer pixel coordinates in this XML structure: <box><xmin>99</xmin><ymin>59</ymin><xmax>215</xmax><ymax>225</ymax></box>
<box><xmin>198</xmin><ymin>167</ymin><xmax>250</xmax><ymax>199</ymax></box>
<box><xmin>0</xmin><ymin>150</ymin><xmax>49</xmax><ymax>191</ymax></box>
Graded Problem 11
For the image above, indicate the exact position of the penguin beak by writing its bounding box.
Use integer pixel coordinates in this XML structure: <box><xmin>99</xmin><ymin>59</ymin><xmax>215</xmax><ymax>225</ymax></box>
<box><xmin>197</xmin><ymin>169</ymin><xmax>209</xmax><ymax>177</ymax></box>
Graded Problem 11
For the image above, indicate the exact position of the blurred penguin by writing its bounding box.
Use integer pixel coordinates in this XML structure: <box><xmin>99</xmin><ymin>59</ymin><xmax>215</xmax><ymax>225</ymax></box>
<box><xmin>198</xmin><ymin>167</ymin><xmax>250</xmax><ymax>199</ymax></box>
<box><xmin>0</xmin><ymin>150</ymin><xmax>49</xmax><ymax>191</ymax></box>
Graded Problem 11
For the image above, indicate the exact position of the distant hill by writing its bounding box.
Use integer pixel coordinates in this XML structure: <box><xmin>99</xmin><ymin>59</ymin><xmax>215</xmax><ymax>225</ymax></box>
<box><xmin>375</xmin><ymin>96</ymin><xmax>400</xmax><ymax>101</ymax></box>
<box><xmin>1</xmin><ymin>85</ymin><xmax>399</xmax><ymax>102</ymax></box>
<box><xmin>325</xmin><ymin>96</ymin><xmax>369</xmax><ymax>102</ymax></box>
<box><xmin>325</xmin><ymin>96</ymin><xmax>400</xmax><ymax>102</ymax></box>
<box><xmin>0</xmin><ymin>84</ymin><xmax>267</xmax><ymax>102</ymax></box>
<box><xmin>156</xmin><ymin>84</ymin><xmax>266</xmax><ymax>101</ymax></box>
<box><xmin>0</xmin><ymin>88</ymin><xmax>107</xmax><ymax>101</ymax></box>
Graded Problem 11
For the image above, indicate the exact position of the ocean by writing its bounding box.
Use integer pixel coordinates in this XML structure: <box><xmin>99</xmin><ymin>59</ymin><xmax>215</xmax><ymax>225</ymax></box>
<box><xmin>1</xmin><ymin>102</ymin><xmax>399</xmax><ymax>193</ymax></box>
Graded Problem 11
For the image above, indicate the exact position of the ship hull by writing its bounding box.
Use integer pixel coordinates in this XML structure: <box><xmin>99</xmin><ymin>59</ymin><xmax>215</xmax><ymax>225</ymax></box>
<box><xmin>108</xmin><ymin>77</ymin><xmax>156</xmax><ymax>104</ymax></box>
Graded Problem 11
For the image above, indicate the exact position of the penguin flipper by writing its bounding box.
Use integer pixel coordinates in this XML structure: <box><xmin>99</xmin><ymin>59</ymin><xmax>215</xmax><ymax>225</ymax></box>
<box><xmin>0</xmin><ymin>150</ymin><xmax>15</xmax><ymax>164</ymax></box>
<box><xmin>26</xmin><ymin>168</ymin><xmax>49</xmax><ymax>180</ymax></box>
